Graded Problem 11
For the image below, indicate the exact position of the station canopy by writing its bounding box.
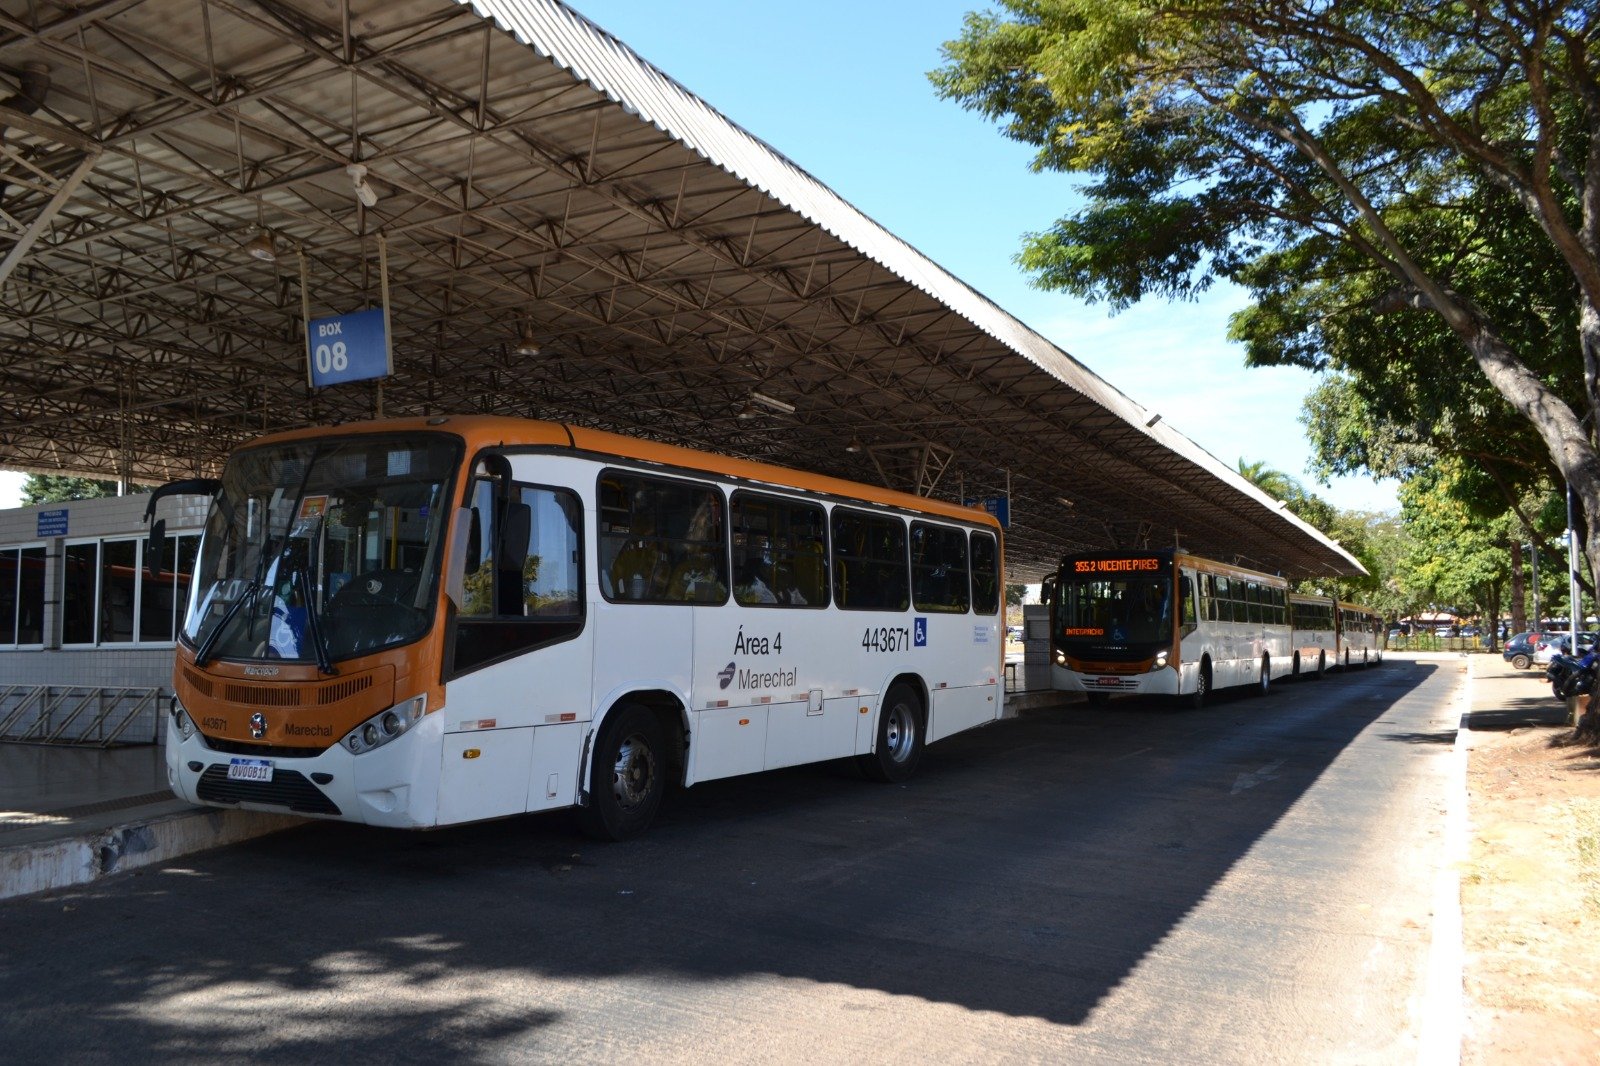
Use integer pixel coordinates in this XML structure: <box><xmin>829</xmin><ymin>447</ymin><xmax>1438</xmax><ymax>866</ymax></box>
<box><xmin>0</xmin><ymin>0</ymin><xmax>1364</xmax><ymax>580</ymax></box>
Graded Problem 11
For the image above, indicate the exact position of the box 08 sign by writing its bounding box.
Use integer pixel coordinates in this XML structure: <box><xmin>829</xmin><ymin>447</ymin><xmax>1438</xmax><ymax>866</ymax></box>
<box><xmin>307</xmin><ymin>307</ymin><xmax>391</xmax><ymax>388</ymax></box>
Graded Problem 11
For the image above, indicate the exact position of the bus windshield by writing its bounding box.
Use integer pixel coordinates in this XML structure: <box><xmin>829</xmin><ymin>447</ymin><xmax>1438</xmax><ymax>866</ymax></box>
<box><xmin>182</xmin><ymin>433</ymin><xmax>461</xmax><ymax>666</ymax></box>
<box><xmin>1057</xmin><ymin>573</ymin><xmax>1174</xmax><ymax>648</ymax></box>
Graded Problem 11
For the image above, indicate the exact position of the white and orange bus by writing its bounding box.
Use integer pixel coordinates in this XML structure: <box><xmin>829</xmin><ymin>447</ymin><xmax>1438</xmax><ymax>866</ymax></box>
<box><xmin>1289</xmin><ymin>594</ymin><xmax>1385</xmax><ymax>674</ymax></box>
<box><xmin>1048</xmin><ymin>549</ymin><xmax>1293</xmax><ymax>706</ymax></box>
<box><xmin>145</xmin><ymin>416</ymin><xmax>1005</xmax><ymax>838</ymax></box>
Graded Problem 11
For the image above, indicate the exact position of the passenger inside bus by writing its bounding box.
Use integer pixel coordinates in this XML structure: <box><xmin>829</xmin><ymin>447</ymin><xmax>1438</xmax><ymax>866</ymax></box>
<box><xmin>609</xmin><ymin>511</ymin><xmax>667</xmax><ymax>600</ymax></box>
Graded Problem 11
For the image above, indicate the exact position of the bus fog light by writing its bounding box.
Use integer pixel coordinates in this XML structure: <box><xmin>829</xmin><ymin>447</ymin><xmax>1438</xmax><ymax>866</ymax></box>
<box><xmin>363</xmin><ymin>724</ymin><xmax>380</xmax><ymax>746</ymax></box>
<box><xmin>381</xmin><ymin>712</ymin><xmax>401</xmax><ymax>735</ymax></box>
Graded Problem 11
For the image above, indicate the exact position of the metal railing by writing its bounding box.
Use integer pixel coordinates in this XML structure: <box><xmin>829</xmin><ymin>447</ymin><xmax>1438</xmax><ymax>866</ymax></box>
<box><xmin>0</xmin><ymin>685</ymin><xmax>165</xmax><ymax>747</ymax></box>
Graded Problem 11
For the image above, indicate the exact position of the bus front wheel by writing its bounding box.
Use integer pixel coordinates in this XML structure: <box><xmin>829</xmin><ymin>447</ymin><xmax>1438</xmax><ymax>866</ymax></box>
<box><xmin>1187</xmin><ymin>663</ymin><xmax>1211</xmax><ymax>710</ymax></box>
<box><xmin>858</xmin><ymin>683</ymin><xmax>924</xmax><ymax>784</ymax></box>
<box><xmin>577</xmin><ymin>702</ymin><xmax>666</xmax><ymax>841</ymax></box>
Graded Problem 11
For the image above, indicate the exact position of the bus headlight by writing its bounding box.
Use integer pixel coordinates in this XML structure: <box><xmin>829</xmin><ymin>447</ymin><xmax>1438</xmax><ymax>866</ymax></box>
<box><xmin>169</xmin><ymin>696</ymin><xmax>197</xmax><ymax>740</ymax></box>
<box><xmin>1053</xmin><ymin>649</ymin><xmax>1066</xmax><ymax>665</ymax></box>
<box><xmin>345</xmin><ymin>695</ymin><xmax>426</xmax><ymax>755</ymax></box>
<box><xmin>1151</xmin><ymin>651</ymin><xmax>1170</xmax><ymax>670</ymax></box>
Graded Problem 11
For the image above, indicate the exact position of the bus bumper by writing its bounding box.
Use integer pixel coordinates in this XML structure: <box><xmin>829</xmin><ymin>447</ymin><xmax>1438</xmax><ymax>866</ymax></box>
<box><xmin>1052</xmin><ymin>664</ymin><xmax>1179</xmax><ymax>698</ymax></box>
<box><xmin>166</xmin><ymin>711</ymin><xmax>445</xmax><ymax>829</ymax></box>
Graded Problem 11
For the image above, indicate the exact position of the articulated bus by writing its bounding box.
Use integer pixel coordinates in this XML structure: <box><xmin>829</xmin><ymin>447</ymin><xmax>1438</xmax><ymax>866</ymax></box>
<box><xmin>1048</xmin><ymin>549</ymin><xmax>1383</xmax><ymax>707</ymax></box>
<box><xmin>145</xmin><ymin>416</ymin><xmax>1005</xmax><ymax>839</ymax></box>
<box><xmin>1049</xmin><ymin>549</ymin><xmax>1292</xmax><ymax>706</ymax></box>
<box><xmin>1289</xmin><ymin>594</ymin><xmax>1385</xmax><ymax>676</ymax></box>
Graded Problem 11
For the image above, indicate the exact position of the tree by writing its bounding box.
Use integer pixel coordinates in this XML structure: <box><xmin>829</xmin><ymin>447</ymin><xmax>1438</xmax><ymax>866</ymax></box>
<box><xmin>931</xmin><ymin>2</ymin><xmax>1600</xmax><ymax>590</ymax></box>
<box><xmin>21</xmin><ymin>475</ymin><xmax>117</xmax><ymax>505</ymax></box>
<box><xmin>1399</xmin><ymin>462</ymin><xmax>1519</xmax><ymax>646</ymax></box>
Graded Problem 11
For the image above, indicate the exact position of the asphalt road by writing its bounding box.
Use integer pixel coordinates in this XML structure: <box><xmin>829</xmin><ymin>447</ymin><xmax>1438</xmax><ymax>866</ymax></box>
<box><xmin>0</xmin><ymin>658</ymin><xmax>1464</xmax><ymax>1064</ymax></box>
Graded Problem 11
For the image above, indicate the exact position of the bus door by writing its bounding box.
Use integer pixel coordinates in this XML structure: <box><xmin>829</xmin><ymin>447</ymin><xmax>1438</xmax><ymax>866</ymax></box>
<box><xmin>441</xmin><ymin>454</ymin><xmax>591</xmax><ymax>821</ymax></box>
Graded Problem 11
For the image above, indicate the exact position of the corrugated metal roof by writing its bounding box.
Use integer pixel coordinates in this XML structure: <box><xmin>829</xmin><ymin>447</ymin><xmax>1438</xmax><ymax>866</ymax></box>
<box><xmin>0</xmin><ymin>0</ymin><xmax>1364</xmax><ymax>579</ymax></box>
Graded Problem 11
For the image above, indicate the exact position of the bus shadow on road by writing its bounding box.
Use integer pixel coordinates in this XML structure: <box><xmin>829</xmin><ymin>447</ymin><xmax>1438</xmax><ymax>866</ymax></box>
<box><xmin>0</xmin><ymin>662</ymin><xmax>1447</xmax><ymax>1051</ymax></box>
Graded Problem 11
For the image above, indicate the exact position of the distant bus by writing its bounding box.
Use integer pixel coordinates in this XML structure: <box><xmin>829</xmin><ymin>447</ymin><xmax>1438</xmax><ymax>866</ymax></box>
<box><xmin>1289</xmin><ymin>594</ymin><xmax>1384</xmax><ymax>675</ymax></box>
<box><xmin>148</xmin><ymin>416</ymin><xmax>1005</xmax><ymax>839</ymax></box>
<box><xmin>1048</xmin><ymin>549</ymin><xmax>1292</xmax><ymax>707</ymax></box>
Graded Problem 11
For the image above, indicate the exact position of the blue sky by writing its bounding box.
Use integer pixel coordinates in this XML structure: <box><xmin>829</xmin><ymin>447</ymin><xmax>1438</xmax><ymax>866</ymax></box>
<box><xmin>0</xmin><ymin>0</ymin><xmax>1400</xmax><ymax>513</ymax></box>
<box><xmin>567</xmin><ymin>0</ymin><xmax>1400</xmax><ymax>514</ymax></box>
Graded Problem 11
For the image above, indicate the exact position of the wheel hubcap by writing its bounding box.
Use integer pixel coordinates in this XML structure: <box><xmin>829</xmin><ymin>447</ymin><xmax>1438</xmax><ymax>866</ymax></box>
<box><xmin>610</xmin><ymin>733</ymin><xmax>657</xmax><ymax>810</ymax></box>
<box><xmin>884</xmin><ymin>702</ymin><xmax>915</xmax><ymax>763</ymax></box>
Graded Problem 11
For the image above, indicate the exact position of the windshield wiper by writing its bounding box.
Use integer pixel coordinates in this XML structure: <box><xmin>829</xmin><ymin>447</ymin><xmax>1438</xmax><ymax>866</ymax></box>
<box><xmin>193</xmin><ymin>579</ymin><xmax>264</xmax><ymax>667</ymax></box>
<box><xmin>293</xmin><ymin>564</ymin><xmax>337</xmax><ymax>676</ymax></box>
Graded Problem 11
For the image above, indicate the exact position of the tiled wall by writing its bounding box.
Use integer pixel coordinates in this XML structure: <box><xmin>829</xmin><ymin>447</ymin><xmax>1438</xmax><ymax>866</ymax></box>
<box><xmin>0</xmin><ymin>493</ymin><xmax>207</xmax><ymax>744</ymax></box>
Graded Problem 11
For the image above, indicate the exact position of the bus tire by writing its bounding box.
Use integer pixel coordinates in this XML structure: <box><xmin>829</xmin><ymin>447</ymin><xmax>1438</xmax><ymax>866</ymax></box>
<box><xmin>1315</xmin><ymin>652</ymin><xmax>1327</xmax><ymax>680</ymax></box>
<box><xmin>1292</xmin><ymin>652</ymin><xmax>1301</xmax><ymax>678</ymax></box>
<box><xmin>1253</xmin><ymin>657</ymin><xmax>1270</xmax><ymax>697</ymax></box>
<box><xmin>857</xmin><ymin>682</ymin><xmax>924</xmax><ymax>784</ymax></box>
<box><xmin>1186</xmin><ymin>661</ymin><xmax>1211</xmax><ymax>710</ymax></box>
<box><xmin>576</xmin><ymin>702</ymin><xmax>666</xmax><ymax>841</ymax></box>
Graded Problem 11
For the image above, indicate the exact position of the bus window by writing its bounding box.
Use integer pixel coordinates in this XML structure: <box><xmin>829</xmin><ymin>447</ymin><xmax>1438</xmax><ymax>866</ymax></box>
<box><xmin>831</xmin><ymin>508</ymin><xmax>908</xmax><ymax>611</ymax></box>
<box><xmin>730</xmin><ymin>492</ymin><xmax>827</xmax><ymax>607</ymax></box>
<box><xmin>600</xmin><ymin>473</ymin><xmax>727</xmax><ymax>605</ymax></box>
<box><xmin>453</xmin><ymin>482</ymin><xmax>584</xmax><ymax>674</ymax></box>
<box><xmin>970</xmin><ymin>531</ymin><xmax>1000</xmax><ymax>615</ymax></box>
<box><xmin>911</xmin><ymin>522</ymin><xmax>970</xmax><ymax>613</ymax></box>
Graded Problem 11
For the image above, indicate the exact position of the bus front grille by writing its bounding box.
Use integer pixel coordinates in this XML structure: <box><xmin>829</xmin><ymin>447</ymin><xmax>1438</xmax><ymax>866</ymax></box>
<box><xmin>196</xmin><ymin>765</ymin><xmax>341</xmax><ymax>816</ymax></box>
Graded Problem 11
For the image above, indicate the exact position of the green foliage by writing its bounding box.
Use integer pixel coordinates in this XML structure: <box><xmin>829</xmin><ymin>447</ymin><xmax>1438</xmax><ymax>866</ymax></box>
<box><xmin>933</xmin><ymin>0</ymin><xmax>1600</xmax><ymax>586</ymax></box>
<box><xmin>21</xmin><ymin>475</ymin><xmax>118</xmax><ymax>505</ymax></box>
<box><xmin>1006</xmin><ymin>583</ymin><xmax>1028</xmax><ymax>607</ymax></box>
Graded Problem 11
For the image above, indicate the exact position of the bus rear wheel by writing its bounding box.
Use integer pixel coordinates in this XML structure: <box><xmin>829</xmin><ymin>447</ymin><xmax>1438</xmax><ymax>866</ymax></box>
<box><xmin>858</xmin><ymin>683</ymin><xmax>924</xmax><ymax>783</ymax></box>
<box><xmin>577</xmin><ymin>702</ymin><xmax>666</xmax><ymax>841</ymax></box>
<box><xmin>1253</xmin><ymin>657</ymin><xmax>1270</xmax><ymax>697</ymax></box>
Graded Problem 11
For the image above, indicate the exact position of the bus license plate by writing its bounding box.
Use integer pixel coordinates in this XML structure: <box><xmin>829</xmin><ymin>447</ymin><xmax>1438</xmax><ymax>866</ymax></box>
<box><xmin>227</xmin><ymin>758</ymin><xmax>274</xmax><ymax>783</ymax></box>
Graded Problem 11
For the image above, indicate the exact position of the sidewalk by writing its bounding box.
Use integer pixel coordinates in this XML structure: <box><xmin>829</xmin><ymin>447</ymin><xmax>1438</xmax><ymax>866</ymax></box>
<box><xmin>0</xmin><ymin>743</ymin><xmax>302</xmax><ymax>901</ymax></box>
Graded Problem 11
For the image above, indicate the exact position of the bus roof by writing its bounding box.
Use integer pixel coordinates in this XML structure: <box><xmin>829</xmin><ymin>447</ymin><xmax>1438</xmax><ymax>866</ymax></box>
<box><xmin>240</xmin><ymin>415</ymin><xmax>1002</xmax><ymax>530</ymax></box>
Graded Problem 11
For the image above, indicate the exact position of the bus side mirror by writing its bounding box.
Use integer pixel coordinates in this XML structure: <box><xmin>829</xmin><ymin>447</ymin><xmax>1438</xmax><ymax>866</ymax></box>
<box><xmin>146</xmin><ymin>519</ymin><xmax>167</xmax><ymax>579</ymax></box>
<box><xmin>444</xmin><ymin>507</ymin><xmax>473</xmax><ymax>608</ymax></box>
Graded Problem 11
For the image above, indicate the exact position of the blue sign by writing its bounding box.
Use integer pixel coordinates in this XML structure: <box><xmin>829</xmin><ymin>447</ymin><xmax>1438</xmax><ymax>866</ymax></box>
<box><xmin>307</xmin><ymin>307</ymin><xmax>390</xmax><ymax>388</ymax></box>
<box><xmin>965</xmin><ymin>495</ymin><xmax>1010</xmax><ymax>528</ymax></box>
<box><xmin>36</xmin><ymin>509</ymin><xmax>67</xmax><ymax>537</ymax></box>
<box><xmin>913</xmin><ymin>617</ymin><xmax>928</xmax><ymax>647</ymax></box>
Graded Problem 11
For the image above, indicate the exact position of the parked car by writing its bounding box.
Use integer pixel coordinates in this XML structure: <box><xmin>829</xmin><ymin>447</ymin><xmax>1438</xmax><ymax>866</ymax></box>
<box><xmin>1534</xmin><ymin>632</ymin><xmax>1598</xmax><ymax>666</ymax></box>
<box><xmin>1504</xmin><ymin>631</ymin><xmax>1542</xmax><ymax>670</ymax></box>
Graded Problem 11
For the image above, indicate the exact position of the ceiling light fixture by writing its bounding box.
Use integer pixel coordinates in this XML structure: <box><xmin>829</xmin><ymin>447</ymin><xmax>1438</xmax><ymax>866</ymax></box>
<box><xmin>1057</xmin><ymin>496</ymin><xmax>1075</xmax><ymax>509</ymax></box>
<box><xmin>736</xmin><ymin>402</ymin><xmax>759</xmax><ymax>421</ymax></box>
<box><xmin>347</xmin><ymin>163</ymin><xmax>379</xmax><ymax>209</ymax></box>
<box><xmin>845</xmin><ymin>437</ymin><xmax>863</xmax><ymax>453</ymax></box>
<box><xmin>514</xmin><ymin>327</ymin><xmax>541</xmax><ymax>357</ymax></box>
<box><xmin>749</xmin><ymin>390</ymin><xmax>796</xmax><ymax>415</ymax></box>
<box><xmin>244</xmin><ymin>230</ymin><xmax>277</xmax><ymax>263</ymax></box>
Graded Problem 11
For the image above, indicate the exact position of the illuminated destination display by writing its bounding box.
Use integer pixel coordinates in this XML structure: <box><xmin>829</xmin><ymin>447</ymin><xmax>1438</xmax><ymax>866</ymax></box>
<box><xmin>1072</xmin><ymin>557</ymin><xmax>1163</xmax><ymax>573</ymax></box>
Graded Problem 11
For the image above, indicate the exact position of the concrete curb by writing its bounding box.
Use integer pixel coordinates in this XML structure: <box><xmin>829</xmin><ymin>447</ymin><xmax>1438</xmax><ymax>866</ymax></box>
<box><xmin>0</xmin><ymin>806</ymin><xmax>305</xmax><ymax>902</ymax></box>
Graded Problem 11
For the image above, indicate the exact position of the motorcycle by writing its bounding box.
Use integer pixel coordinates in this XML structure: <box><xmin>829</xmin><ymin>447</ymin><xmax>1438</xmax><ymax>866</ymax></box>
<box><xmin>1546</xmin><ymin>652</ymin><xmax>1597</xmax><ymax>701</ymax></box>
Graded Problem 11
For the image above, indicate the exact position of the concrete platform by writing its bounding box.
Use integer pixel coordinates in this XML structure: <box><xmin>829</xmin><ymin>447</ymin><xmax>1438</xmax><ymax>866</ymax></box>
<box><xmin>0</xmin><ymin>744</ymin><xmax>302</xmax><ymax>902</ymax></box>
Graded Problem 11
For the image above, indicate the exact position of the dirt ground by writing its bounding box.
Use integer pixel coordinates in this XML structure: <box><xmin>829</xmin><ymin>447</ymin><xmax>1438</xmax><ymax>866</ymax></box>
<box><xmin>1462</xmin><ymin>659</ymin><xmax>1600</xmax><ymax>1063</ymax></box>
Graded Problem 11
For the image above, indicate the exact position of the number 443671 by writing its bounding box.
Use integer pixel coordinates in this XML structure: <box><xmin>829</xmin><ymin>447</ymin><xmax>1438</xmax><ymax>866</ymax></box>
<box><xmin>862</xmin><ymin>626</ymin><xmax>910</xmax><ymax>653</ymax></box>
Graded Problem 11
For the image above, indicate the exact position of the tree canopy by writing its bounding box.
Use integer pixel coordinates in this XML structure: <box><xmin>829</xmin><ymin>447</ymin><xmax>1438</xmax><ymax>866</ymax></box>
<box><xmin>932</xmin><ymin>0</ymin><xmax>1600</xmax><ymax>587</ymax></box>
<box><xmin>20</xmin><ymin>475</ymin><xmax>118</xmax><ymax>505</ymax></box>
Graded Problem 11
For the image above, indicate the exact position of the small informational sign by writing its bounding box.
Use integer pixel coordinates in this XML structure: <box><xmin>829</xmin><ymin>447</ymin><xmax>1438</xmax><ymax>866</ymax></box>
<box><xmin>36</xmin><ymin>509</ymin><xmax>68</xmax><ymax>537</ymax></box>
<box><xmin>307</xmin><ymin>307</ymin><xmax>391</xmax><ymax>388</ymax></box>
<box><xmin>914</xmin><ymin>617</ymin><xmax>928</xmax><ymax>647</ymax></box>
<box><xmin>966</xmin><ymin>495</ymin><xmax>1010</xmax><ymax>528</ymax></box>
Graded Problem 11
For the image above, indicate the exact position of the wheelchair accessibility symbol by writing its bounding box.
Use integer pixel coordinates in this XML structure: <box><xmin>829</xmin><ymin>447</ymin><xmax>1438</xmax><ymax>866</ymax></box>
<box><xmin>913</xmin><ymin>617</ymin><xmax>927</xmax><ymax>647</ymax></box>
